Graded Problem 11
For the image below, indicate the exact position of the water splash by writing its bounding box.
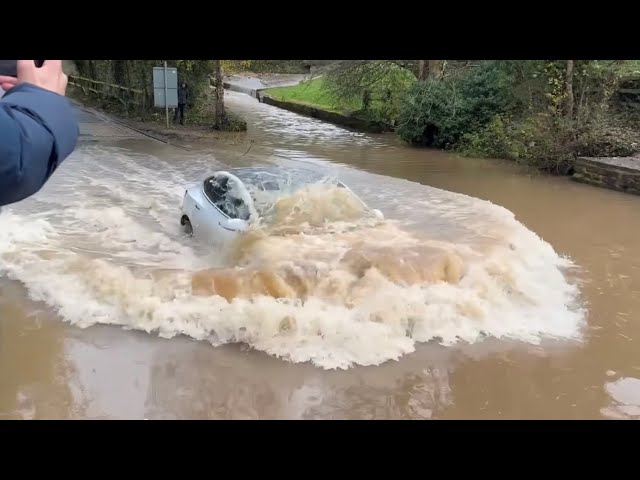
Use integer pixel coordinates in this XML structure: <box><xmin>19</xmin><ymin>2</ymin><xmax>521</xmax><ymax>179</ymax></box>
<box><xmin>0</xmin><ymin>145</ymin><xmax>585</xmax><ymax>369</ymax></box>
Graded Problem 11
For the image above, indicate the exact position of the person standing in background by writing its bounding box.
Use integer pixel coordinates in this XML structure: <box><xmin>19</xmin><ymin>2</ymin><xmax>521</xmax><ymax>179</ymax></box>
<box><xmin>174</xmin><ymin>82</ymin><xmax>189</xmax><ymax>125</ymax></box>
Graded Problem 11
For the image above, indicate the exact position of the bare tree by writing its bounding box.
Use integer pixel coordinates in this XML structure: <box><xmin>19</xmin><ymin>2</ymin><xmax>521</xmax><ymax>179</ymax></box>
<box><xmin>565</xmin><ymin>60</ymin><xmax>574</xmax><ymax>119</ymax></box>
<box><xmin>323</xmin><ymin>60</ymin><xmax>416</xmax><ymax>103</ymax></box>
<box><xmin>418</xmin><ymin>60</ymin><xmax>445</xmax><ymax>81</ymax></box>
<box><xmin>213</xmin><ymin>60</ymin><xmax>227</xmax><ymax>129</ymax></box>
<box><xmin>418</xmin><ymin>60</ymin><xmax>428</xmax><ymax>81</ymax></box>
<box><xmin>112</xmin><ymin>60</ymin><xmax>126</xmax><ymax>86</ymax></box>
<box><xmin>428</xmin><ymin>60</ymin><xmax>444</xmax><ymax>80</ymax></box>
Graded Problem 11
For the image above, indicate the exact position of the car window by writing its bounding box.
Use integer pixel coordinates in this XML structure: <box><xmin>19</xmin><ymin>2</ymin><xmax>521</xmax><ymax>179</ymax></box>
<box><xmin>203</xmin><ymin>176</ymin><xmax>250</xmax><ymax>221</ymax></box>
<box><xmin>203</xmin><ymin>177</ymin><xmax>226</xmax><ymax>204</ymax></box>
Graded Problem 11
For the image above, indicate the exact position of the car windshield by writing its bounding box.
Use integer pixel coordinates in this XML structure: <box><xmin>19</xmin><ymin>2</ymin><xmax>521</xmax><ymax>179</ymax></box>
<box><xmin>203</xmin><ymin>175</ymin><xmax>252</xmax><ymax>221</ymax></box>
<box><xmin>229</xmin><ymin>167</ymin><xmax>350</xmax><ymax>218</ymax></box>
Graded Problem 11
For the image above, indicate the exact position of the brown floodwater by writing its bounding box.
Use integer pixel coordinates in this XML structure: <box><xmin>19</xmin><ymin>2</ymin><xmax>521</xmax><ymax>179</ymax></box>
<box><xmin>1</xmin><ymin>91</ymin><xmax>639</xmax><ymax>419</ymax></box>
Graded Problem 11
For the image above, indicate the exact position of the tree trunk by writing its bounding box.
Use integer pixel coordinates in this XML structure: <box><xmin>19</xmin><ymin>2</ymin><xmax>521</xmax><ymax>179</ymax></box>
<box><xmin>75</xmin><ymin>60</ymin><xmax>88</xmax><ymax>77</ymax></box>
<box><xmin>87</xmin><ymin>60</ymin><xmax>97</xmax><ymax>80</ymax></box>
<box><xmin>428</xmin><ymin>60</ymin><xmax>444</xmax><ymax>80</ymax></box>
<box><xmin>141</xmin><ymin>65</ymin><xmax>152</xmax><ymax>114</ymax></box>
<box><xmin>124</xmin><ymin>61</ymin><xmax>132</xmax><ymax>89</ymax></box>
<box><xmin>565</xmin><ymin>60</ymin><xmax>574</xmax><ymax>119</ymax></box>
<box><xmin>418</xmin><ymin>60</ymin><xmax>428</xmax><ymax>81</ymax></box>
<box><xmin>418</xmin><ymin>60</ymin><xmax>444</xmax><ymax>81</ymax></box>
<box><xmin>113</xmin><ymin>60</ymin><xmax>126</xmax><ymax>86</ymax></box>
<box><xmin>213</xmin><ymin>60</ymin><xmax>227</xmax><ymax>129</ymax></box>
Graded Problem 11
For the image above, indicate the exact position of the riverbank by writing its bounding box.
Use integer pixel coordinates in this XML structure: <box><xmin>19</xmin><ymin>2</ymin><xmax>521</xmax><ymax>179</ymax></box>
<box><xmin>255</xmin><ymin>76</ymin><xmax>394</xmax><ymax>134</ymax></box>
<box><xmin>224</xmin><ymin>73</ymin><xmax>385</xmax><ymax>132</ymax></box>
<box><xmin>82</xmin><ymin>103</ymin><xmax>249</xmax><ymax>147</ymax></box>
<box><xmin>259</xmin><ymin>93</ymin><xmax>389</xmax><ymax>133</ymax></box>
<box><xmin>68</xmin><ymin>86</ymin><xmax>251</xmax><ymax>151</ymax></box>
<box><xmin>70</xmin><ymin>69</ymin><xmax>640</xmax><ymax>197</ymax></box>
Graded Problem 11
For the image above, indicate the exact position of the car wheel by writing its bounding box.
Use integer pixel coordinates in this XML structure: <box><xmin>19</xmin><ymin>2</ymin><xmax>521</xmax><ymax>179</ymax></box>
<box><xmin>181</xmin><ymin>215</ymin><xmax>193</xmax><ymax>236</ymax></box>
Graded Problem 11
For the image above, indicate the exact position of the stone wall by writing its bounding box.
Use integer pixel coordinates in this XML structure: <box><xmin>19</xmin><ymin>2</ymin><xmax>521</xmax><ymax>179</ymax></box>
<box><xmin>572</xmin><ymin>156</ymin><xmax>640</xmax><ymax>195</ymax></box>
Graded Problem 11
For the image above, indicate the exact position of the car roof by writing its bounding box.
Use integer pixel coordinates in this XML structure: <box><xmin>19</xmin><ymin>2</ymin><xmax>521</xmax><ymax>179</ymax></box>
<box><xmin>203</xmin><ymin>167</ymin><xmax>362</xmax><ymax>221</ymax></box>
<box><xmin>207</xmin><ymin>167</ymin><xmax>344</xmax><ymax>191</ymax></box>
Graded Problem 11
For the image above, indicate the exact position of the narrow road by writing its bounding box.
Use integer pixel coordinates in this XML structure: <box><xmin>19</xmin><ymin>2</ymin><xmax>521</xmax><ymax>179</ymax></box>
<box><xmin>74</xmin><ymin>103</ymin><xmax>147</xmax><ymax>140</ymax></box>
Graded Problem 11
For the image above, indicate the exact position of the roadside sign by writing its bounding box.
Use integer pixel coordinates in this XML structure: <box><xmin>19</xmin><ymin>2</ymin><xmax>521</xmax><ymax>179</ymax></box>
<box><xmin>153</xmin><ymin>65</ymin><xmax>178</xmax><ymax>108</ymax></box>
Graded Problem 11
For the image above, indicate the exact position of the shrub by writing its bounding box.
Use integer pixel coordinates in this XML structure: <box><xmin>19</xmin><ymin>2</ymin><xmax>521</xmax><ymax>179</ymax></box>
<box><xmin>396</xmin><ymin>62</ymin><xmax>518</xmax><ymax>147</ymax></box>
<box><xmin>459</xmin><ymin>114</ymin><xmax>576</xmax><ymax>174</ymax></box>
<box><xmin>574</xmin><ymin>120</ymin><xmax>640</xmax><ymax>158</ymax></box>
<box><xmin>399</xmin><ymin>60</ymin><xmax>640</xmax><ymax>174</ymax></box>
<box><xmin>460</xmin><ymin>115</ymin><xmax>527</xmax><ymax>162</ymax></box>
<box><xmin>460</xmin><ymin>113</ymin><xmax>640</xmax><ymax>175</ymax></box>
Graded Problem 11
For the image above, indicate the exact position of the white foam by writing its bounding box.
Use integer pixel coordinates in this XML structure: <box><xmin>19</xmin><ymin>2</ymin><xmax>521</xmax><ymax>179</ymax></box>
<box><xmin>0</xmin><ymin>145</ymin><xmax>586</xmax><ymax>370</ymax></box>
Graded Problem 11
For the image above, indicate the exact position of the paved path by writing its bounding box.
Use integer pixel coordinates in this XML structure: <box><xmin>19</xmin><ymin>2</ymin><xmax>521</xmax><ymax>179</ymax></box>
<box><xmin>72</xmin><ymin>103</ymin><xmax>146</xmax><ymax>140</ymax></box>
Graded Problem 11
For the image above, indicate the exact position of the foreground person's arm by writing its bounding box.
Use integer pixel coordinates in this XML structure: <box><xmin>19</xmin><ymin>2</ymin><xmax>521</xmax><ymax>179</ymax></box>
<box><xmin>0</xmin><ymin>60</ymin><xmax>79</xmax><ymax>206</ymax></box>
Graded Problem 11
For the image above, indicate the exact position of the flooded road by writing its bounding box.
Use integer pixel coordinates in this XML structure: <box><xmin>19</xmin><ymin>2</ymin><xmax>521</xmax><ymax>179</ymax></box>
<box><xmin>1</xmin><ymin>91</ymin><xmax>639</xmax><ymax>419</ymax></box>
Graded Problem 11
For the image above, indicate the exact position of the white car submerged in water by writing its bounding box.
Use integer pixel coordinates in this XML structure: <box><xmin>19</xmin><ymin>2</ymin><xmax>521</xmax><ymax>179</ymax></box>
<box><xmin>180</xmin><ymin>167</ymin><xmax>380</xmax><ymax>244</ymax></box>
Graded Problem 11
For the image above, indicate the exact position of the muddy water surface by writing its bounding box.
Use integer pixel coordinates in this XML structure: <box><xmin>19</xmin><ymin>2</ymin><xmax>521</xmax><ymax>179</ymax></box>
<box><xmin>1</xmin><ymin>91</ymin><xmax>639</xmax><ymax>419</ymax></box>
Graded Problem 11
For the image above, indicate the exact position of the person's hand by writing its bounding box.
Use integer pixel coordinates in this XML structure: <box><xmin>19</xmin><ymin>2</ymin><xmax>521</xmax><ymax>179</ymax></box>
<box><xmin>0</xmin><ymin>75</ymin><xmax>17</xmax><ymax>91</ymax></box>
<box><xmin>0</xmin><ymin>60</ymin><xmax>68</xmax><ymax>96</ymax></box>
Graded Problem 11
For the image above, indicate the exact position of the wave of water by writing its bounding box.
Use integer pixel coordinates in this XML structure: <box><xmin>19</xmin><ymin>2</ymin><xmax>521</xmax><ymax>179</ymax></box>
<box><xmin>0</xmin><ymin>144</ymin><xmax>585</xmax><ymax>369</ymax></box>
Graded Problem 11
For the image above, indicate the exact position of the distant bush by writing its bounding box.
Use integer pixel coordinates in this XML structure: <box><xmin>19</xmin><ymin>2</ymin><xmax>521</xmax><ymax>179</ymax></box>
<box><xmin>460</xmin><ymin>115</ymin><xmax>527</xmax><ymax>162</ymax></box>
<box><xmin>460</xmin><ymin>113</ymin><xmax>640</xmax><ymax>175</ymax></box>
<box><xmin>460</xmin><ymin>114</ymin><xmax>577</xmax><ymax>174</ymax></box>
<box><xmin>396</xmin><ymin>62</ymin><xmax>519</xmax><ymax>147</ymax></box>
<box><xmin>573</xmin><ymin>120</ymin><xmax>639</xmax><ymax>158</ymax></box>
<box><xmin>246</xmin><ymin>60</ymin><xmax>309</xmax><ymax>74</ymax></box>
<box><xmin>397</xmin><ymin>60</ymin><xmax>640</xmax><ymax>174</ymax></box>
<box><xmin>214</xmin><ymin>112</ymin><xmax>247</xmax><ymax>132</ymax></box>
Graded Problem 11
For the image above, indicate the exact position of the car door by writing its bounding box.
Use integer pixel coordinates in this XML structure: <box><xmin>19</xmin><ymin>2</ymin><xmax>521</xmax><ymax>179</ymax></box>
<box><xmin>196</xmin><ymin>180</ymin><xmax>224</xmax><ymax>241</ymax></box>
<box><xmin>214</xmin><ymin>192</ymin><xmax>250</xmax><ymax>246</ymax></box>
<box><xmin>191</xmin><ymin>193</ymin><xmax>219</xmax><ymax>239</ymax></box>
<box><xmin>181</xmin><ymin>185</ymin><xmax>208</xmax><ymax>235</ymax></box>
